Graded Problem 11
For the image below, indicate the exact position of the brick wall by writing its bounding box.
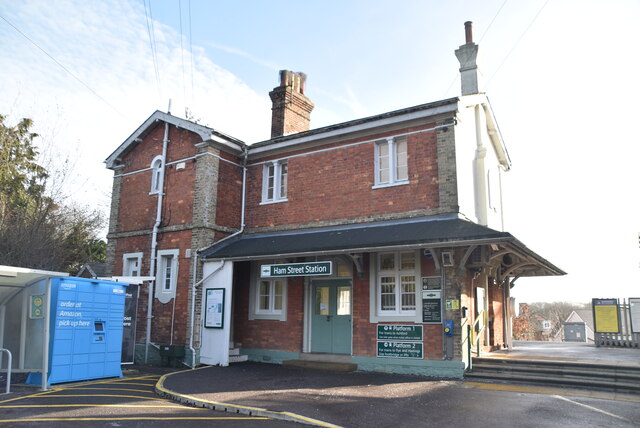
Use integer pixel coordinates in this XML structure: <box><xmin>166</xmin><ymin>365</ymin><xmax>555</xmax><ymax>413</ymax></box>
<box><xmin>233</xmin><ymin>262</ymin><xmax>305</xmax><ymax>351</ymax></box>
<box><xmin>489</xmin><ymin>281</ymin><xmax>505</xmax><ymax>349</ymax></box>
<box><xmin>245</xmin><ymin>124</ymin><xmax>441</xmax><ymax>230</ymax></box>
<box><xmin>351</xmin><ymin>254</ymin><xmax>444</xmax><ymax>360</ymax></box>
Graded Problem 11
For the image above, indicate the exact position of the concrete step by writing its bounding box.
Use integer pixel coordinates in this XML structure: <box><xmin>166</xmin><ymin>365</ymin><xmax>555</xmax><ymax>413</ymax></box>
<box><xmin>472</xmin><ymin>360</ymin><xmax>640</xmax><ymax>381</ymax></box>
<box><xmin>229</xmin><ymin>354</ymin><xmax>249</xmax><ymax>363</ymax></box>
<box><xmin>298</xmin><ymin>353</ymin><xmax>352</xmax><ymax>363</ymax></box>
<box><xmin>467</xmin><ymin>357</ymin><xmax>640</xmax><ymax>394</ymax></box>
<box><xmin>282</xmin><ymin>359</ymin><xmax>357</xmax><ymax>372</ymax></box>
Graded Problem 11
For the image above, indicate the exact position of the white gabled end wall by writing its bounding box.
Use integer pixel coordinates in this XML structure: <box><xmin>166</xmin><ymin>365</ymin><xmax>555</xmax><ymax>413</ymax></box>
<box><xmin>199</xmin><ymin>261</ymin><xmax>233</xmax><ymax>366</ymax></box>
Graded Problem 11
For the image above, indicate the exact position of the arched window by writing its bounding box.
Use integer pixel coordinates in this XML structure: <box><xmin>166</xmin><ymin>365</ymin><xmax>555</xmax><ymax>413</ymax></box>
<box><xmin>150</xmin><ymin>156</ymin><xmax>163</xmax><ymax>194</ymax></box>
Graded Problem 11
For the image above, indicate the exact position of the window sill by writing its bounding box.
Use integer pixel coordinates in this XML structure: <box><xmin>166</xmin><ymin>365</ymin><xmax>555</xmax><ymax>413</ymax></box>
<box><xmin>251</xmin><ymin>312</ymin><xmax>284</xmax><ymax>321</ymax></box>
<box><xmin>376</xmin><ymin>312</ymin><xmax>417</xmax><ymax>318</ymax></box>
<box><xmin>372</xmin><ymin>181</ymin><xmax>409</xmax><ymax>190</ymax></box>
<box><xmin>260</xmin><ymin>198</ymin><xmax>288</xmax><ymax>206</ymax></box>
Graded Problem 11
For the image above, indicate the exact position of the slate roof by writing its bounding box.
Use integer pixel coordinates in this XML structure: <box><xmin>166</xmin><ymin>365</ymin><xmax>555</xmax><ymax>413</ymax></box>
<box><xmin>76</xmin><ymin>262</ymin><xmax>108</xmax><ymax>278</ymax></box>
<box><xmin>199</xmin><ymin>215</ymin><xmax>565</xmax><ymax>277</ymax></box>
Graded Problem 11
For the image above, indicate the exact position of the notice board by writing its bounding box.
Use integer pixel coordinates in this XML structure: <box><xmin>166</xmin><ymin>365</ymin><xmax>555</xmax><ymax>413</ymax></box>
<box><xmin>629</xmin><ymin>298</ymin><xmax>640</xmax><ymax>334</ymax></box>
<box><xmin>592</xmin><ymin>298</ymin><xmax>620</xmax><ymax>333</ymax></box>
<box><xmin>422</xmin><ymin>290</ymin><xmax>442</xmax><ymax>323</ymax></box>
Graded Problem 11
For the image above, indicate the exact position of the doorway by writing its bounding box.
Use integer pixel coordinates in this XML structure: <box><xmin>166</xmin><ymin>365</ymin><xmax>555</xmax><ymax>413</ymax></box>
<box><xmin>311</xmin><ymin>280</ymin><xmax>352</xmax><ymax>354</ymax></box>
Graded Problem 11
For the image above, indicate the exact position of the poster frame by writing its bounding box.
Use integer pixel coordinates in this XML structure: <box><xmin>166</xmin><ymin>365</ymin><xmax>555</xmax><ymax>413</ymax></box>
<box><xmin>204</xmin><ymin>288</ymin><xmax>225</xmax><ymax>329</ymax></box>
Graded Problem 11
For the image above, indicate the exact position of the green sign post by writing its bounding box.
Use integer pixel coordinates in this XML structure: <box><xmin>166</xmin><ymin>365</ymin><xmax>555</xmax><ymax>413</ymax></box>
<box><xmin>377</xmin><ymin>341</ymin><xmax>423</xmax><ymax>359</ymax></box>
<box><xmin>260</xmin><ymin>262</ymin><xmax>332</xmax><ymax>278</ymax></box>
<box><xmin>377</xmin><ymin>325</ymin><xmax>423</xmax><ymax>341</ymax></box>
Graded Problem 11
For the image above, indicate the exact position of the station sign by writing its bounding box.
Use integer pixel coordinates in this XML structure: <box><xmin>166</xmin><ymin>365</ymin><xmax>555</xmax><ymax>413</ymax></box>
<box><xmin>377</xmin><ymin>325</ymin><xmax>423</xmax><ymax>341</ymax></box>
<box><xmin>377</xmin><ymin>341</ymin><xmax>423</xmax><ymax>359</ymax></box>
<box><xmin>260</xmin><ymin>261</ymin><xmax>332</xmax><ymax>278</ymax></box>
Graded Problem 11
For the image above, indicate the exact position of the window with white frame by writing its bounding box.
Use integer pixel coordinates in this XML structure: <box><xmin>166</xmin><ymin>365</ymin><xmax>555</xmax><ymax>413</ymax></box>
<box><xmin>155</xmin><ymin>249</ymin><xmax>179</xmax><ymax>303</ymax></box>
<box><xmin>150</xmin><ymin>156</ymin><xmax>163</xmax><ymax>194</ymax></box>
<box><xmin>377</xmin><ymin>251</ymin><xmax>417</xmax><ymax>315</ymax></box>
<box><xmin>122</xmin><ymin>252</ymin><xmax>143</xmax><ymax>276</ymax></box>
<box><xmin>374</xmin><ymin>136</ymin><xmax>408</xmax><ymax>187</ymax></box>
<box><xmin>261</xmin><ymin>160</ymin><xmax>288</xmax><ymax>203</ymax></box>
<box><xmin>256</xmin><ymin>279</ymin><xmax>285</xmax><ymax>315</ymax></box>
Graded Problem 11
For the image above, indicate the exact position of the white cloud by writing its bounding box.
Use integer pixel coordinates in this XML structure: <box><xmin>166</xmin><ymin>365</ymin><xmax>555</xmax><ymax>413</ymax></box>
<box><xmin>0</xmin><ymin>0</ymin><xmax>270</xmax><ymax>225</ymax></box>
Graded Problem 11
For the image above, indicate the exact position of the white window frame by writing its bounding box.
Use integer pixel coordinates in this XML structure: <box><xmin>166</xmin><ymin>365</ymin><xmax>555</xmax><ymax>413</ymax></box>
<box><xmin>256</xmin><ymin>279</ymin><xmax>285</xmax><ymax>315</ymax></box>
<box><xmin>375</xmin><ymin>251</ymin><xmax>418</xmax><ymax>318</ymax></box>
<box><xmin>373</xmin><ymin>136</ymin><xmax>409</xmax><ymax>188</ymax></box>
<box><xmin>155</xmin><ymin>249</ymin><xmax>179</xmax><ymax>303</ymax></box>
<box><xmin>122</xmin><ymin>252</ymin><xmax>143</xmax><ymax>277</ymax></box>
<box><xmin>261</xmin><ymin>160</ymin><xmax>288</xmax><ymax>204</ymax></box>
<box><xmin>249</xmin><ymin>263</ymin><xmax>288</xmax><ymax>321</ymax></box>
<box><xmin>150</xmin><ymin>155</ymin><xmax>163</xmax><ymax>194</ymax></box>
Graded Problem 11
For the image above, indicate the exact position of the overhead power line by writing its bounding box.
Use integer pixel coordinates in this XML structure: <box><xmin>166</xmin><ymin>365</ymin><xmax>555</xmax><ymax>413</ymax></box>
<box><xmin>442</xmin><ymin>0</ymin><xmax>509</xmax><ymax>98</ymax></box>
<box><xmin>144</xmin><ymin>0</ymin><xmax>161</xmax><ymax>101</ymax></box>
<box><xmin>188</xmin><ymin>0</ymin><xmax>195</xmax><ymax>109</ymax></box>
<box><xmin>0</xmin><ymin>14</ymin><xmax>126</xmax><ymax>118</ymax></box>
<box><xmin>178</xmin><ymin>0</ymin><xmax>187</xmax><ymax>116</ymax></box>
<box><xmin>485</xmin><ymin>0</ymin><xmax>551</xmax><ymax>87</ymax></box>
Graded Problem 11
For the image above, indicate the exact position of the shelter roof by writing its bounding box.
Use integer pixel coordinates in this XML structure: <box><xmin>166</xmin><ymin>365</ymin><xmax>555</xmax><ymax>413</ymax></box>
<box><xmin>200</xmin><ymin>216</ymin><xmax>564</xmax><ymax>277</ymax></box>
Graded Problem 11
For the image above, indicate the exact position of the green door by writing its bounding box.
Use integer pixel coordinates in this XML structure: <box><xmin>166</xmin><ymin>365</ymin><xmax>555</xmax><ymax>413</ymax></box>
<box><xmin>311</xmin><ymin>280</ymin><xmax>352</xmax><ymax>354</ymax></box>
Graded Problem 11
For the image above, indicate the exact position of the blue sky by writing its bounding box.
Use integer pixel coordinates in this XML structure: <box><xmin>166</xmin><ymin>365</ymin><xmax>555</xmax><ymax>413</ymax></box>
<box><xmin>1</xmin><ymin>0</ymin><xmax>639</xmax><ymax>304</ymax></box>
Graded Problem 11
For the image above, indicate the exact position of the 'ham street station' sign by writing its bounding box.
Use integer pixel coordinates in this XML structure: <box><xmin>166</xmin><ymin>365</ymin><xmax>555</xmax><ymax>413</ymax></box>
<box><xmin>261</xmin><ymin>262</ymin><xmax>332</xmax><ymax>278</ymax></box>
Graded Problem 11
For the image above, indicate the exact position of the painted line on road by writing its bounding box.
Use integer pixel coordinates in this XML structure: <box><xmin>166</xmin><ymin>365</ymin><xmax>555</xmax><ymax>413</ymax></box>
<box><xmin>553</xmin><ymin>395</ymin><xmax>632</xmax><ymax>423</ymax></box>
<box><xmin>464</xmin><ymin>382</ymin><xmax>640</xmax><ymax>403</ymax></box>
<box><xmin>62</xmin><ymin>387</ymin><xmax>156</xmax><ymax>394</ymax></box>
<box><xmin>156</xmin><ymin>368</ymin><xmax>342</xmax><ymax>428</ymax></box>
<box><xmin>0</xmin><ymin>416</ymin><xmax>270</xmax><ymax>423</ymax></box>
<box><xmin>0</xmin><ymin>404</ymin><xmax>197</xmax><ymax>409</ymax></box>
<box><xmin>26</xmin><ymin>393</ymin><xmax>171</xmax><ymax>401</ymax></box>
<box><xmin>0</xmin><ymin>389</ymin><xmax>61</xmax><ymax>404</ymax></box>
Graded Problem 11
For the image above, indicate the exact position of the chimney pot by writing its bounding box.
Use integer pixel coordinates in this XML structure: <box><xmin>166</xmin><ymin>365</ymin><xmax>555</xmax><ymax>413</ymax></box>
<box><xmin>269</xmin><ymin>70</ymin><xmax>314</xmax><ymax>138</ymax></box>
<box><xmin>464</xmin><ymin>21</ymin><xmax>473</xmax><ymax>44</ymax></box>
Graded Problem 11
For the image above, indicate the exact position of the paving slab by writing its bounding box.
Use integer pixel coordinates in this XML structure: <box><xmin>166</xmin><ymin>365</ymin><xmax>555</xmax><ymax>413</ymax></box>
<box><xmin>486</xmin><ymin>341</ymin><xmax>640</xmax><ymax>367</ymax></box>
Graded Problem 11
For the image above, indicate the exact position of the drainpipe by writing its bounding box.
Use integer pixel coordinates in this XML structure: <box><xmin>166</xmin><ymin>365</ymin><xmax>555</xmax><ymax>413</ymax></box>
<box><xmin>474</xmin><ymin>105</ymin><xmax>488</xmax><ymax>226</ymax></box>
<box><xmin>187</xmin><ymin>145</ymin><xmax>248</xmax><ymax>368</ymax></box>
<box><xmin>146</xmin><ymin>117</ymin><xmax>170</xmax><ymax>364</ymax></box>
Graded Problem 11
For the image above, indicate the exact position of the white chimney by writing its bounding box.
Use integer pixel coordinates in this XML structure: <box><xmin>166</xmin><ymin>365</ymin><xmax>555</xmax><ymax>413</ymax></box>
<box><xmin>455</xmin><ymin>21</ymin><xmax>482</xmax><ymax>96</ymax></box>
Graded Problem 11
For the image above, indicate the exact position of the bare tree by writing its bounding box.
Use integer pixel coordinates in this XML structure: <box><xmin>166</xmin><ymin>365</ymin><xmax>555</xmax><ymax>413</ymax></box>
<box><xmin>0</xmin><ymin>115</ymin><xmax>105</xmax><ymax>273</ymax></box>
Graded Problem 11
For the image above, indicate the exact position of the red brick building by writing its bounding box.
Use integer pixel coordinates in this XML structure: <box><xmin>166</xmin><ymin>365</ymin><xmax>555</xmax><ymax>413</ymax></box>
<box><xmin>105</xmin><ymin>22</ymin><xmax>563</xmax><ymax>377</ymax></box>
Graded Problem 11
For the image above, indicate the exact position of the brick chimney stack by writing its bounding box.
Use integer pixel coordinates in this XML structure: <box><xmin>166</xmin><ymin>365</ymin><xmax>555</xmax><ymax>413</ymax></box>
<box><xmin>455</xmin><ymin>21</ymin><xmax>482</xmax><ymax>96</ymax></box>
<box><xmin>269</xmin><ymin>70</ymin><xmax>315</xmax><ymax>138</ymax></box>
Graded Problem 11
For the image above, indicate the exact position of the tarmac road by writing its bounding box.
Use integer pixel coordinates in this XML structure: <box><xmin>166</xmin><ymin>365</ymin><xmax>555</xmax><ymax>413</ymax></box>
<box><xmin>161</xmin><ymin>362</ymin><xmax>640</xmax><ymax>428</ymax></box>
<box><xmin>0</xmin><ymin>373</ymin><xmax>298</xmax><ymax>427</ymax></box>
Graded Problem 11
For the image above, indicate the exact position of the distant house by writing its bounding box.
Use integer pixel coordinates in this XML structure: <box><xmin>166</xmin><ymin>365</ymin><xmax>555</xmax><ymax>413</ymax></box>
<box><xmin>76</xmin><ymin>262</ymin><xmax>108</xmax><ymax>279</ymax></box>
<box><xmin>513</xmin><ymin>303</ymin><xmax>557</xmax><ymax>341</ymax></box>
<box><xmin>561</xmin><ymin>309</ymin><xmax>594</xmax><ymax>343</ymax></box>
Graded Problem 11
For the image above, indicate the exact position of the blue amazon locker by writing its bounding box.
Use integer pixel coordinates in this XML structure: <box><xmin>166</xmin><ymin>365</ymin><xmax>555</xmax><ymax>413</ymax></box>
<box><xmin>27</xmin><ymin>277</ymin><xmax>127</xmax><ymax>386</ymax></box>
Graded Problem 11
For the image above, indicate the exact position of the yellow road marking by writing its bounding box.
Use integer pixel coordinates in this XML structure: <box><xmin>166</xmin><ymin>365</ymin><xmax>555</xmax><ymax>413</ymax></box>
<box><xmin>0</xmin><ymin>390</ymin><xmax>56</xmax><ymax>404</ymax></box>
<box><xmin>92</xmin><ymin>381</ymin><xmax>157</xmax><ymax>387</ymax></box>
<box><xmin>0</xmin><ymin>416</ymin><xmax>269</xmax><ymax>423</ymax></box>
<box><xmin>0</xmin><ymin>404</ymin><xmax>197</xmax><ymax>409</ymax></box>
<box><xmin>57</xmin><ymin>387</ymin><xmax>155</xmax><ymax>394</ymax></box>
<box><xmin>464</xmin><ymin>382</ymin><xmax>640</xmax><ymax>403</ymax></box>
<box><xmin>26</xmin><ymin>394</ymin><xmax>170</xmax><ymax>401</ymax></box>
<box><xmin>156</xmin><ymin>369</ymin><xmax>343</xmax><ymax>428</ymax></box>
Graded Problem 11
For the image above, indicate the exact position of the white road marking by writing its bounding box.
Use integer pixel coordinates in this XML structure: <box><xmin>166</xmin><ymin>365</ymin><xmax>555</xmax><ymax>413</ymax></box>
<box><xmin>553</xmin><ymin>395</ymin><xmax>631</xmax><ymax>423</ymax></box>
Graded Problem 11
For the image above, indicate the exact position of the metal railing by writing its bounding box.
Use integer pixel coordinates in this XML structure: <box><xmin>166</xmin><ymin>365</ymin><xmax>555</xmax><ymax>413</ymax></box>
<box><xmin>465</xmin><ymin>310</ymin><xmax>487</xmax><ymax>371</ymax></box>
<box><xmin>0</xmin><ymin>348</ymin><xmax>12</xmax><ymax>394</ymax></box>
